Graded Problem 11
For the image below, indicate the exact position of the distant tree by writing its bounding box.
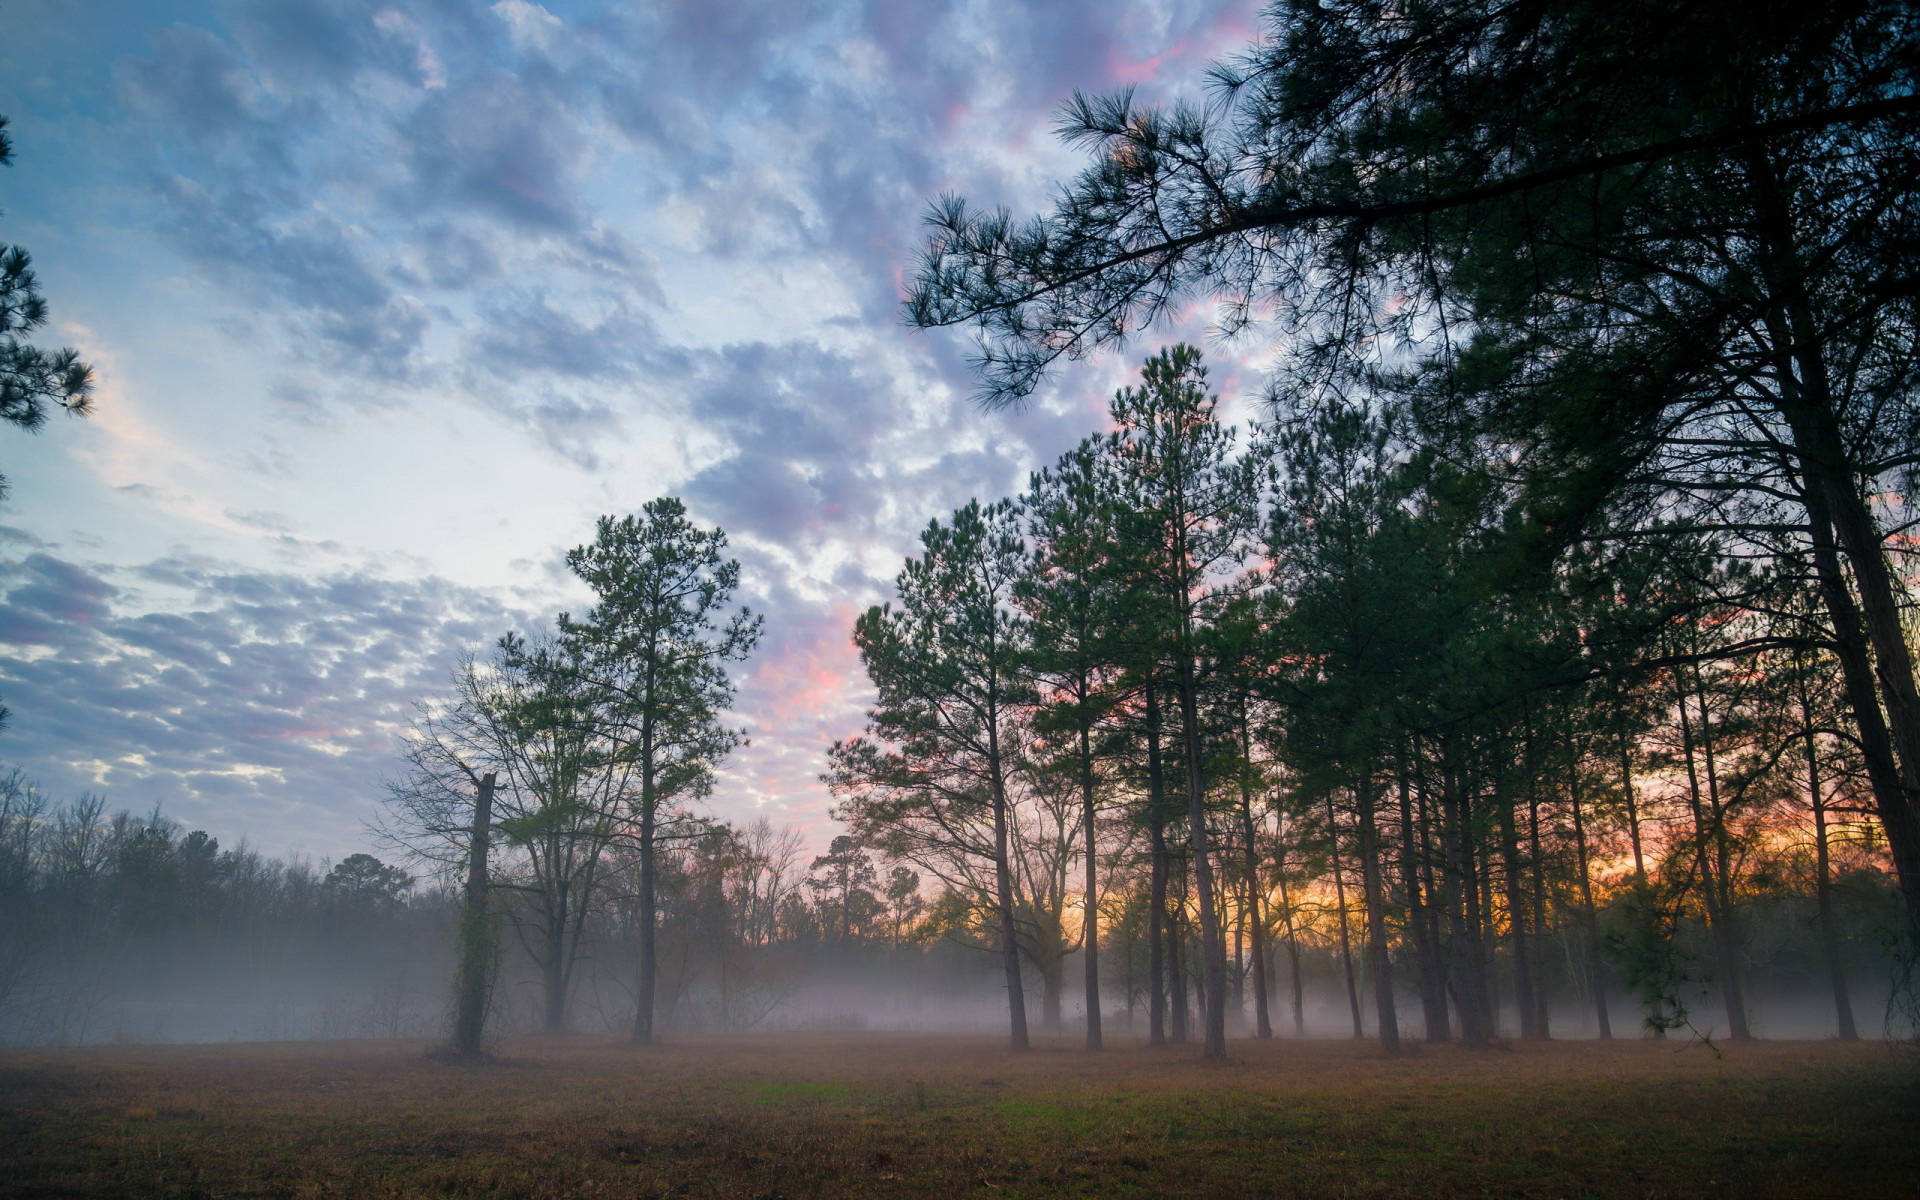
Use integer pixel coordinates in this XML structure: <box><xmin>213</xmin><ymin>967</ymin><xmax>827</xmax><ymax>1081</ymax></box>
<box><xmin>557</xmin><ymin>498</ymin><xmax>762</xmax><ymax>1044</ymax></box>
<box><xmin>828</xmin><ymin>498</ymin><xmax>1037</xmax><ymax>1049</ymax></box>
<box><xmin>883</xmin><ymin>865</ymin><xmax>926</xmax><ymax>946</ymax></box>
<box><xmin>728</xmin><ymin>817</ymin><xmax>808</xmax><ymax>949</ymax></box>
<box><xmin>326</xmin><ymin>853</ymin><xmax>414</xmax><ymax>910</ymax></box>
<box><xmin>806</xmin><ymin>835</ymin><xmax>882</xmax><ymax>946</ymax></box>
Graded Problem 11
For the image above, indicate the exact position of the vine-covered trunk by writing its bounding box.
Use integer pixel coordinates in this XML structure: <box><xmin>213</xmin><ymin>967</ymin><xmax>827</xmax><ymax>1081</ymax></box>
<box><xmin>451</xmin><ymin>772</ymin><xmax>496</xmax><ymax>1056</ymax></box>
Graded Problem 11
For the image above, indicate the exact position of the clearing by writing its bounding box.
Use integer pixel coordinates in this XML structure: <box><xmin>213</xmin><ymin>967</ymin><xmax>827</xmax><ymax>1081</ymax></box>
<box><xmin>1</xmin><ymin>1032</ymin><xmax>1914</xmax><ymax>1197</ymax></box>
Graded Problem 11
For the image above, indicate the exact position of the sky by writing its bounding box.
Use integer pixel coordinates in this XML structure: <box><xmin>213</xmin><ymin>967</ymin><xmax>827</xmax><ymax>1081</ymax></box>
<box><xmin>0</xmin><ymin>0</ymin><xmax>1264</xmax><ymax>866</ymax></box>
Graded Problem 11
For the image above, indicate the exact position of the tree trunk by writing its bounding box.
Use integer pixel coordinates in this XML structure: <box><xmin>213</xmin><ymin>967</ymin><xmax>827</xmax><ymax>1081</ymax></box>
<box><xmin>1325</xmin><ymin>791</ymin><xmax>1364</xmax><ymax>1039</ymax></box>
<box><xmin>1442</xmin><ymin>734</ymin><xmax>1490</xmax><ymax>1046</ymax></box>
<box><xmin>1040</xmin><ymin>949</ymin><xmax>1065</xmax><ymax>1035</ymax></box>
<box><xmin>1167</xmin><ymin>866</ymin><xmax>1189</xmax><ymax>1044</ymax></box>
<box><xmin>631</xmin><ymin>797</ymin><xmax>658</xmax><ymax>1044</ymax></box>
<box><xmin>1413</xmin><ymin>765</ymin><xmax>1452</xmax><ymax>1041</ymax></box>
<box><xmin>1674</xmin><ymin>670</ymin><xmax>1751</xmax><ymax>1041</ymax></box>
<box><xmin>451</xmin><ymin>772</ymin><xmax>495</xmax><ymax>1057</ymax></box>
<box><xmin>1356</xmin><ymin>764</ymin><xmax>1400</xmax><ymax>1051</ymax></box>
<box><xmin>1080</xmin><ymin>720</ymin><xmax>1103</xmax><ymax>1049</ymax></box>
<box><xmin>1568</xmin><ymin>754</ymin><xmax>1612</xmax><ymax>1039</ymax></box>
<box><xmin>1398</xmin><ymin>747</ymin><xmax>1449</xmax><ymax>1042</ymax></box>
<box><xmin>1747</xmin><ymin>153</ymin><xmax>1920</xmax><ymax>943</ymax></box>
<box><xmin>1175</xmin><ymin>657</ymin><xmax>1230</xmax><ymax>1059</ymax></box>
<box><xmin>1274</xmin><ymin>839</ymin><xmax>1306</xmax><ymax>1036</ymax></box>
<box><xmin>1236</xmin><ymin>700</ymin><xmax>1272</xmax><ymax>1038</ymax></box>
<box><xmin>543</xmin><ymin>868</ymin><xmax>568</xmax><ymax>1034</ymax></box>
<box><xmin>1146</xmin><ymin>684</ymin><xmax>1169</xmax><ymax>1047</ymax></box>
<box><xmin>992</xmin><ymin>767</ymin><xmax>1031</xmax><ymax>1050</ymax></box>
<box><xmin>1616</xmin><ymin>722</ymin><xmax>1648</xmax><ymax>885</ymax></box>
<box><xmin>1801</xmin><ymin>677</ymin><xmax>1859</xmax><ymax>1041</ymax></box>
<box><xmin>1497</xmin><ymin>777</ymin><xmax>1539</xmax><ymax>1040</ymax></box>
<box><xmin>1526</xmin><ymin>775</ymin><xmax>1551</xmax><ymax>1039</ymax></box>
<box><xmin>1803</xmin><ymin>501</ymin><xmax>1920</xmax><ymax>940</ymax></box>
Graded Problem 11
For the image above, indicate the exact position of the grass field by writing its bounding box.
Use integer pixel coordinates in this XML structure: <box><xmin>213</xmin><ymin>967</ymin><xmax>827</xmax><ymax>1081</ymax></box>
<box><xmin>2</xmin><ymin>1032</ymin><xmax>1915</xmax><ymax>1198</ymax></box>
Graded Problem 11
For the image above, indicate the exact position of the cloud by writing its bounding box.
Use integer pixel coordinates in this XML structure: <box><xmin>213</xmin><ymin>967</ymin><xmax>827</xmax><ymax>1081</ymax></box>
<box><xmin>6</xmin><ymin>0</ymin><xmax>1265</xmax><ymax>862</ymax></box>
<box><xmin>0</xmin><ymin>547</ymin><xmax>532</xmax><ymax>860</ymax></box>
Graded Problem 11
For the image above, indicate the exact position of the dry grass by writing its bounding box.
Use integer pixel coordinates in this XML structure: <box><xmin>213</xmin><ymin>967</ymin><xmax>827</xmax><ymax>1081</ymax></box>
<box><xmin>2</xmin><ymin>1032</ymin><xmax>1914</xmax><ymax>1197</ymax></box>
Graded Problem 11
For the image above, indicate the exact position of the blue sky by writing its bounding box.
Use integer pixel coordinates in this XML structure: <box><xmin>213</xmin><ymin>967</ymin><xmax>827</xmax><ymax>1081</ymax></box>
<box><xmin>0</xmin><ymin>0</ymin><xmax>1259</xmax><ymax>864</ymax></box>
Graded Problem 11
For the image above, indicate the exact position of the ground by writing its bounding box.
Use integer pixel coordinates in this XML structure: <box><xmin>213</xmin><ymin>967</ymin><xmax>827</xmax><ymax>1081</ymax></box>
<box><xmin>1</xmin><ymin>1032</ymin><xmax>1914</xmax><ymax>1197</ymax></box>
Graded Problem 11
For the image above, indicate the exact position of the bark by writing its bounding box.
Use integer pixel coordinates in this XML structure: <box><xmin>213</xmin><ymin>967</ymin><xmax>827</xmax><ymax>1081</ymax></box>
<box><xmin>542</xmin><ymin>879</ymin><xmax>568</xmax><ymax>1033</ymax></box>
<box><xmin>1413</xmin><ymin>767</ymin><xmax>1452</xmax><ymax>1041</ymax></box>
<box><xmin>1616</xmin><ymin>725</ymin><xmax>1649</xmax><ymax>885</ymax></box>
<box><xmin>1804</xmin><ymin>501</ymin><xmax>1920</xmax><ymax>939</ymax></box>
<box><xmin>1039</xmin><ymin>950</ymin><xmax>1065</xmax><ymax>1034</ymax></box>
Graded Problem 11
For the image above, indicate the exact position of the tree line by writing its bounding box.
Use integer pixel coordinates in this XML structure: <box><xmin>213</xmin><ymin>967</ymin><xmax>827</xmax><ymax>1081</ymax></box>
<box><xmin>893</xmin><ymin>0</ymin><xmax>1917</xmax><ymax>1054</ymax></box>
<box><xmin>832</xmin><ymin>343</ymin><xmax>1905</xmax><ymax>1056</ymax></box>
<box><xmin>0</xmin><ymin>769</ymin><xmax>444</xmax><ymax>1044</ymax></box>
<box><xmin>0</xmin><ymin>766</ymin><xmax>985</xmax><ymax>1045</ymax></box>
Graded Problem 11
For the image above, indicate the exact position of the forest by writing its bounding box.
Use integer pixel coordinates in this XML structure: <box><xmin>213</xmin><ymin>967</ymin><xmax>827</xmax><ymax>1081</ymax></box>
<box><xmin>0</xmin><ymin>340</ymin><xmax>1907</xmax><ymax>1051</ymax></box>
<box><xmin>3</xmin><ymin>0</ymin><xmax>1919</xmax><ymax>1195</ymax></box>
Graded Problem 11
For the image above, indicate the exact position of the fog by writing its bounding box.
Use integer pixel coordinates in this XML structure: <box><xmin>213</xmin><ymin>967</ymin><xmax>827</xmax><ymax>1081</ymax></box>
<box><xmin>2</xmin><ymin>787</ymin><xmax>1909</xmax><ymax>1050</ymax></box>
<box><xmin>6</xmin><ymin>914</ymin><xmax>1903</xmax><ymax>1048</ymax></box>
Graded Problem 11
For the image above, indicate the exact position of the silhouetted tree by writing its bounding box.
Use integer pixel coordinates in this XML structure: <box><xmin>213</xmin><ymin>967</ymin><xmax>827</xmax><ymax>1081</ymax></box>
<box><xmin>557</xmin><ymin>498</ymin><xmax>762</xmax><ymax>1044</ymax></box>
